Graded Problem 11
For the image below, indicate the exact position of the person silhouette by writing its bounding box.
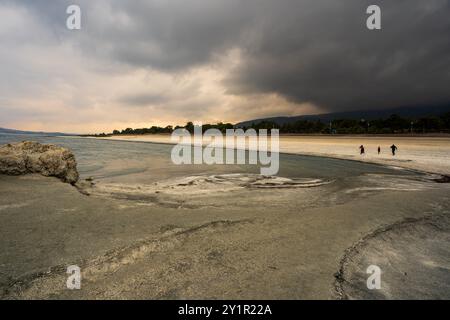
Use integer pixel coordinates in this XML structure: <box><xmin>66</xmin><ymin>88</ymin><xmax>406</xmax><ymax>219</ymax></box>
<box><xmin>390</xmin><ymin>144</ymin><xmax>398</xmax><ymax>156</ymax></box>
<box><xmin>359</xmin><ymin>145</ymin><xmax>365</xmax><ymax>155</ymax></box>
<box><xmin>377</xmin><ymin>146</ymin><xmax>381</xmax><ymax>155</ymax></box>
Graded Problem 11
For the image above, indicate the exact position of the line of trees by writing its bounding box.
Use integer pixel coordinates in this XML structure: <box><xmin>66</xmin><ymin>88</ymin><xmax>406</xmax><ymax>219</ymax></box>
<box><xmin>87</xmin><ymin>122</ymin><xmax>235</xmax><ymax>137</ymax></box>
<box><xmin>243</xmin><ymin>113</ymin><xmax>450</xmax><ymax>134</ymax></box>
<box><xmin>112</xmin><ymin>125</ymin><xmax>174</xmax><ymax>135</ymax></box>
<box><xmin>88</xmin><ymin>113</ymin><xmax>450</xmax><ymax>137</ymax></box>
<box><xmin>183</xmin><ymin>122</ymin><xmax>234</xmax><ymax>133</ymax></box>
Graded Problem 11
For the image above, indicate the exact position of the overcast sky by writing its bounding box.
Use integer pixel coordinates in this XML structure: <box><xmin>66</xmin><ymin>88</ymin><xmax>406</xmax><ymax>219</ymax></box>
<box><xmin>1</xmin><ymin>0</ymin><xmax>449</xmax><ymax>133</ymax></box>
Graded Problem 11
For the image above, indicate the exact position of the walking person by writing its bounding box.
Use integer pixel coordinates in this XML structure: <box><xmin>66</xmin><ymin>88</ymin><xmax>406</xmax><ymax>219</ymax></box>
<box><xmin>377</xmin><ymin>146</ymin><xmax>381</xmax><ymax>155</ymax></box>
<box><xmin>359</xmin><ymin>145</ymin><xmax>365</xmax><ymax>155</ymax></box>
<box><xmin>390</xmin><ymin>144</ymin><xmax>398</xmax><ymax>156</ymax></box>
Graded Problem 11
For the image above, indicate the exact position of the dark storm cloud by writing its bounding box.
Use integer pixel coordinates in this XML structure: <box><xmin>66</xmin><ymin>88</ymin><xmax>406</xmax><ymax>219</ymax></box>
<box><xmin>5</xmin><ymin>0</ymin><xmax>450</xmax><ymax>113</ymax></box>
<box><xmin>224</xmin><ymin>0</ymin><xmax>450</xmax><ymax>111</ymax></box>
<box><xmin>15</xmin><ymin>0</ymin><xmax>253</xmax><ymax>70</ymax></box>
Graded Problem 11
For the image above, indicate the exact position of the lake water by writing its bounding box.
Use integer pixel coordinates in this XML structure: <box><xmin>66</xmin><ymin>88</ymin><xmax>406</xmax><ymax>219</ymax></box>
<box><xmin>1</xmin><ymin>132</ymin><xmax>443</xmax><ymax>208</ymax></box>
<box><xmin>0</xmin><ymin>133</ymin><xmax>417</xmax><ymax>181</ymax></box>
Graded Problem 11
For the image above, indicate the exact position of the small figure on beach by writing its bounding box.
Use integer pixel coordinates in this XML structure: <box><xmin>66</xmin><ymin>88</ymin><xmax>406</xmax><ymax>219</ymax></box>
<box><xmin>359</xmin><ymin>145</ymin><xmax>365</xmax><ymax>155</ymax></box>
<box><xmin>377</xmin><ymin>146</ymin><xmax>381</xmax><ymax>155</ymax></box>
<box><xmin>390</xmin><ymin>144</ymin><xmax>398</xmax><ymax>156</ymax></box>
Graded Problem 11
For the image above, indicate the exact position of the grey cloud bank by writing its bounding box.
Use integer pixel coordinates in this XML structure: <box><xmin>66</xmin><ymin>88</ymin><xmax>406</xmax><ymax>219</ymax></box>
<box><xmin>0</xmin><ymin>0</ymin><xmax>449</xmax><ymax>132</ymax></box>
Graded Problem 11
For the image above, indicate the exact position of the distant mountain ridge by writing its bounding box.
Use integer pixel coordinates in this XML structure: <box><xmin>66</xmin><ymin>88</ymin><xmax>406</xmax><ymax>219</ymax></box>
<box><xmin>0</xmin><ymin>127</ymin><xmax>72</xmax><ymax>136</ymax></box>
<box><xmin>236</xmin><ymin>105</ymin><xmax>450</xmax><ymax>127</ymax></box>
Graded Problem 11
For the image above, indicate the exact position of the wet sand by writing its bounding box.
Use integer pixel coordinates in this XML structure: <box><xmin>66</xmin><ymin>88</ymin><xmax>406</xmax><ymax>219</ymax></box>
<box><xmin>99</xmin><ymin>135</ymin><xmax>450</xmax><ymax>175</ymax></box>
<box><xmin>1</xmin><ymin>171</ymin><xmax>449</xmax><ymax>299</ymax></box>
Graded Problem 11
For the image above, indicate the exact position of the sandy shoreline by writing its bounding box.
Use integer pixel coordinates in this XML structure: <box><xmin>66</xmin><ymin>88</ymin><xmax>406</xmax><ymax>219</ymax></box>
<box><xmin>91</xmin><ymin>134</ymin><xmax>450</xmax><ymax>175</ymax></box>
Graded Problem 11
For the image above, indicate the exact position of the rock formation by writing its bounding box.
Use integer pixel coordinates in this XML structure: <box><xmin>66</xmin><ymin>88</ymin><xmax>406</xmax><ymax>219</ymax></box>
<box><xmin>0</xmin><ymin>141</ymin><xmax>79</xmax><ymax>184</ymax></box>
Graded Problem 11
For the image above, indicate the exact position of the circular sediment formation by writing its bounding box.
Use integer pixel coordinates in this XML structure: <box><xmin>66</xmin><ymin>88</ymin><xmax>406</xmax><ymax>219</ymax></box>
<box><xmin>334</xmin><ymin>213</ymin><xmax>450</xmax><ymax>299</ymax></box>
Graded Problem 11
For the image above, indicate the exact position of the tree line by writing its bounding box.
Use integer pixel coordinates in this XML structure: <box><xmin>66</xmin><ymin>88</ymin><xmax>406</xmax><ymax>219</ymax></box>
<box><xmin>89</xmin><ymin>122</ymin><xmax>235</xmax><ymax>137</ymax></box>
<box><xmin>88</xmin><ymin>113</ymin><xmax>450</xmax><ymax>137</ymax></box>
<box><xmin>243</xmin><ymin>113</ymin><xmax>450</xmax><ymax>134</ymax></box>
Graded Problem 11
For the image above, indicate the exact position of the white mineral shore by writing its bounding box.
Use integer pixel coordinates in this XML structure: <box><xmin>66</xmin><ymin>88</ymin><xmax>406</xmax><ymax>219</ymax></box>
<box><xmin>94</xmin><ymin>134</ymin><xmax>450</xmax><ymax>175</ymax></box>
